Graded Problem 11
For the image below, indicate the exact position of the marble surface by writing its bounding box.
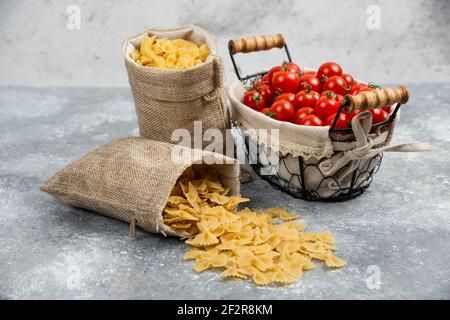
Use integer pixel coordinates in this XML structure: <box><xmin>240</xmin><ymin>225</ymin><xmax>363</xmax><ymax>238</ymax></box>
<box><xmin>1</xmin><ymin>0</ymin><xmax>450</xmax><ymax>87</ymax></box>
<box><xmin>0</xmin><ymin>85</ymin><xmax>449</xmax><ymax>299</ymax></box>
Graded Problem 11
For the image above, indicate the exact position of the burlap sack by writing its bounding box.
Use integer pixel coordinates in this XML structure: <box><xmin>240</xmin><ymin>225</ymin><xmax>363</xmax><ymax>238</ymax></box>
<box><xmin>123</xmin><ymin>25</ymin><xmax>230</xmax><ymax>150</ymax></box>
<box><xmin>40</xmin><ymin>137</ymin><xmax>240</xmax><ymax>237</ymax></box>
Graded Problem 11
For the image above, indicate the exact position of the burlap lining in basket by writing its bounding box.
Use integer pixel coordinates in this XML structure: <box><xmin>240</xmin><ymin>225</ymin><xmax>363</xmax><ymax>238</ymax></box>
<box><xmin>40</xmin><ymin>137</ymin><xmax>240</xmax><ymax>238</ymax></box>
<box><xmin>228</xmin><ymin>81</ymin><xmax>334</xmax><ymax>160</ymax></box>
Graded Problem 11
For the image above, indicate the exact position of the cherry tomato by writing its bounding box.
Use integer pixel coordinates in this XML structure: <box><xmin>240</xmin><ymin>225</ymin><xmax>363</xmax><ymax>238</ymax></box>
<box><xmin>317</xmin><ymin>62</ymin><xmax>343</xmax><ymax>82</ymax></box>
<box><xmin>260</xmin><ymin>107</ymin><xmax>274</xmax><ymax>118</ymax></box>
<box><xmin>301</xmin><ymin>114</ymin><xmax>323</xmax><ymax>126</ymax></box>
<box><xmin>349</xmin><ymin>83</ymin><xmax>372</xmax><ymax>96</ymax></box>
<box><xmin>294</xmin><ymin>90</ymin><xmax>320</xmax><ymax>110</ymax></box>
<box><xmin>256</xmin><ymin>84</ymin><xmax>274</xmax><ymax>106</ymax></box>
<box><xmin>274</xmin><ymin>92</ymin><xmax>296</xmax><ymax>104</ymax></box>
<box><xmin>342</xmin><ymin>74</ymin><xmax>355</xmax><ymax>87</ymax></box>
<box><xmin>293</xmin><ymin>107</ymin><xmax>315</xmax><ymax>125</ymax></box>
<box><xmin>242</xmin><ymin>90</ymin><xmax>266</xmax><ymax>110</ymax></box>
<box><xmin>283</xmin><ymin>62</ymin><xmax>301</xmax><ymax>75</ymax></box>
<box><xmin>371</xmin><ymin>108</ymin><xmax>388</xmax><ymax>124</ymax></box>
<box><xmin>314</xmin><ymin>95</ymin><xmax>340</xmax><ymax>121</ymax></box>
<box><xmin>272</xmin><ymin>71</ymin><xmax>301</xmax><ymax>94</ymax></box>
<box><xmin>335</xmin><ymin>94</ymin><xmax>344</xmax><ymax>106</ymax></box>
<box><xmin>321</xmin><ymin>90</ymin><xmax>336</xmax><ymax>98</ymax></box>
<box><xmin>325</xmin><ymin>113</ymin><xmax>350</xmax><ymax>129</ymax></box>
<box><xmin>301</xmin><ymin>70</ymin><xmax>317</xmax><ymax>77</ymax></box>
<box><xmin>348</xmin><ymin>110</ymin><xmax>365</xmax><ymax>123</ymax></box>
<box><xmin>251</xmin><ymin>79</ymin><xmax>264</xmax><ymax>90</ymax></box>
<box><xmin>322</xmin><ymin>76</ymin><xmax>348</xmax><ymax>96</ymax></box>
<box><xmin>267</xmin><ymin>66</ymin><xmax>284</xmax><ymax>85</ymax></box>
<box><xmin>271</xmin><ymin>100</ymin><xmax>295</xmax><ymax>122</ymax></box>
<box><xmin>262</xmin><ymin>74</ymin><xmax>270</xmax><ymax>84</ymax></box>
<box><xmin>321</xmin><ymin>91</ymin><xmax>344</xmax><ymax>106</ymax></box>
<box><xmin>299</xmin><ymin>74</ymin><xmax>322</xmax><ymax>93</ymax></box>
<box><xmin>251</xmin><ymin>78</ymin><xmax>275</xmax><ymax>105</ymax></box>
<box><xmin>381</xmin><ymin>105</ymin><xmax>392</xmax><ymax>113</ymax></box>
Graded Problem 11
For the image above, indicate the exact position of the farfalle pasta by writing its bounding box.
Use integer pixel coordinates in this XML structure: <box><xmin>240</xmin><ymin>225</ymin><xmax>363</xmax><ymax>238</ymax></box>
<box><xmin>163</xmin><ymin>166</ymin><xmax>347</xmax><ymax>286</ymax></box>
<box><xmin>130</xmin><ymin>35</ymin><xmax>210</xmax><ymax>69</ymax></box>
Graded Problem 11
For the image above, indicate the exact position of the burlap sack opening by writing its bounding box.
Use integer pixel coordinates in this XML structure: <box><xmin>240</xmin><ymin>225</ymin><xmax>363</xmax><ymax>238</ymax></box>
<box><xmin>123</xmin><ymin>25</ymin><xmax>230</xmax><ymax>150</ymax></box>
<box><xmin>40</xmin><ymin>137</ymin><xmax>240</xmax><ymax>238</ymax></box>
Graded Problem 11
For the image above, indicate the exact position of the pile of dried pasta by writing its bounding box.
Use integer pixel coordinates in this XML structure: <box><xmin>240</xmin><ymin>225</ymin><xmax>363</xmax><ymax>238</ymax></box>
<box><xmin>130</xmin><ymin>35</ymin><xmax>210</xmax><ymax>69</ymax></box>
<box><xmin>163</xmin><ymin>165</ymin><xmax>346</xmax><ymax>285</ymax></box>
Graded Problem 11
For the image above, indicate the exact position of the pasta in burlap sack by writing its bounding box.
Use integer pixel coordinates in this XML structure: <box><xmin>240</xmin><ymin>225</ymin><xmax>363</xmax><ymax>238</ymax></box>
<box><xmin>123</xmin><ymin>25</ymin><xmax>230</xmax><ymax>150</ymax></box>
<box><xmin>40</xmin><ymin>137</ymin><xmax>240</xmax><ymax>237</ymax></box>
<box><xmin>229</xmin><ymin>82</ymin><xmax>431</xmax><ymax>199</ymax></box>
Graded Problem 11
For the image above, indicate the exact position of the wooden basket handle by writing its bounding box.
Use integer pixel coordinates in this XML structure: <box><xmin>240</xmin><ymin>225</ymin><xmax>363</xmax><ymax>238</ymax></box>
<box><xmin>228</xmin><ymin>34</ymin><xmax>285</xmax><ymax>54</ymax></box>
<box><xmin>346</xmin><ymin>86</ymin><xmax>409</xmax><ymax>112</ymax></box>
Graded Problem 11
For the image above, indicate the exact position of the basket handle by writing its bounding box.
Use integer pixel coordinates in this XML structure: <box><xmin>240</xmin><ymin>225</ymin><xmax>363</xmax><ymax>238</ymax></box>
<box><xmin>228</xmin><ymin>33</ymin><xmax>291</xmax><ymax>81</ymax></box>
<box><xmin>228</xmin><ymin>34</ymin><xmax>285</xmax><ymax>54</ymax></box>
<box><xmin>345</xmin><ymin>86</ymin><xmax>409</xmax><ymax>112</ymax></box>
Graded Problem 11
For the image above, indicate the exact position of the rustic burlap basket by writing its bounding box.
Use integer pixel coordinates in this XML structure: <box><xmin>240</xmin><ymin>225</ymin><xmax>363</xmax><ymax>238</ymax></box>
<box><xmin>229</xmin><ymin>81</ymin><xmax>431</xmax><ymax>201</ymax></box>
<box><xmin>40</xmin><ymin>137</ymin><xmax>240</xmax><ymax>237</ymax></box>
<box><xmin>225</xmin><ymin>34</ymin><xmax>431</xmax><ymax>201</ymax></box>
<box><xmin>123</xmin><ymin>25</ymin><xmax>230</xmax><ymax>150</ymax></box>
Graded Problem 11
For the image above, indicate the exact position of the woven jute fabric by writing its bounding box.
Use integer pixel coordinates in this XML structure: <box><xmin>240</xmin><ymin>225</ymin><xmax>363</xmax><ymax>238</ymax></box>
<box><xmin>229</xmin><ymin>80</ymin><xmax>431</xmax><ymax>198</ymax></box>
<box><xmin>40</xmin><ymin>137</ymin><xmax>240</xmax><ymax>237</ymax></box>
<box><xmin>123</xmin><ymin>25</ymin><xmax>230</xmax><ymax>150</ymax></box>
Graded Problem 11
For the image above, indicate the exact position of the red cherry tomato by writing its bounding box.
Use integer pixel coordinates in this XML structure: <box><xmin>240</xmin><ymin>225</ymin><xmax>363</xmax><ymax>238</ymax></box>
<box><xmin>349</xmin><ymin>83</ymin><xmax>372</xmax><ymax>95</ymax></box>
<box><xmin>301</xmin><ymin>70</ymin><xmax>317</xmax><ymax>76</ymax></box>
<box><xmin>317</xmin><ymin>62</ymin><xmax>343</xmax><ymax>82</ymax></box>
<box><xmin>284</xmin><ymin>62</ymin><xmax>301</xmax><ymax>75</ymax></box>
<box><xmin>294</xmin><ymin>90</ymin><xmax>320</xmax><ymax>110</ymax></box>
<box><xmin>381</xmin><ymin>105</ymin><xmax>392</xmax><ymax>113</ymax></box>
<box><xmin>335</xmin><ymin>94</ymin><xmax>344</xmax><ymax>106</ymax></box>
<box><xmin>262</xmin><ymin>74</ymin><xmax>270</xmax><ymax>84</ymax></box>
<box><xmin>314</xmin><ymin>95</ymin><xmax>340</xmax><ymax>121</ymax></box>
<box><xmin>270</xmin><ymin>100</ymin><xmax>295</xmax><ymax>122</ymax></box>
<box><xmin>348</xmin><ymin>110</ymin><xmax>365</xmax><ymax>123</ymax></box>
<box><xmin>260</xmin><ymin>107</ymin><xmax>274</xmax><ymax>118</ymax></box>
<box><xmin>321</xmin><ymin>90</ymin><xmax>336</xmax><ymax>98</ymax></box>
<box><xmin>371</xmin><ymin>108</ymin><xmax>388</xmax><ymax>124</ymax></box>
<box><xmin>293</xmin><ymin>107</ymin><xmax>315</xmax><ymax>125</ymax></box>
<box><xmin>274</xmin><ymin>92</ymin><xmax>296</xmax><ymax>104</ymax></box>
<box><xmin>272</xmin><ymin>71</ymin><xmax>301</xmax><ymax>94</ymax></box>
<box><xmin>267</xmin><ymin>66</ymin><xmax>284</xmax><ymax>85</ymax></box>
<box><xmin>322</xmin><ymin>76</ymin><xmax>348</xmax><ymax>96</ymax></box>
<box><xmin>321</xmin><ymin>91</ymin><xmax>344</xmax><ymax>106</ymax></box>
<box><xmin>251</xmin><ymin>79</ymin><xmax>264</xmax><ymax>90</ymax></box>
<box><xmin>242</xmin><ymin>90</ymin><xmax>266</xmax><ymax>110</ymax></box>
<box><xmin>342</xmin><ymin>74</ymin><xmax>355</xmax><ymax>87</ymax></box>
<box><xmin>325</xmin><ymin>113</ymin><xmax>350</xmax><ymax>129</ymax></box>
<box><xmin>301</xmin><ymin>114</ymin><xmax>323</xmax><ymax>126</ymax></box>
<box><xmin>256</xmin><ymin>84</ymin><xmax>274</xmax><ymax>106</ymax></box>
<box><xmin>299</xmin><ymin>74</ymin><xmax>322</xmax><ymax>93</ymax></box>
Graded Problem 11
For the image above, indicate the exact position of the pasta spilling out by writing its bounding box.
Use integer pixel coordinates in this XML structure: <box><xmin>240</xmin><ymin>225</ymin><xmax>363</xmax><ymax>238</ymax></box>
<box><xmin>163</xmin><ymin>165</ymin><xmax>346</xmax><ymax>286</ymax></box>
<box><xmin>130</xmin><ymin>35</ymin><xmax>210</xmax><ymax>69</ymax></box>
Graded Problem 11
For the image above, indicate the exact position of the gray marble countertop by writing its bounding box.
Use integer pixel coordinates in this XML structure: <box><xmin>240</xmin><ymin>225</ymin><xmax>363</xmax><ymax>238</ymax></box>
<box><xmin>1</xmin><ymin>85</ymin><xmax>449</xmax><ymax>300</ymax></box>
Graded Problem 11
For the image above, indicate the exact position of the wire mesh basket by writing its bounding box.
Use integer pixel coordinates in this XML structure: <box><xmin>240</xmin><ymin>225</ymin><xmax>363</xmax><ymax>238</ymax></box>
<box><xmin>228</xmin><ymin>33</ymin><xmax>409</xmax><ymax>202</ymax></box>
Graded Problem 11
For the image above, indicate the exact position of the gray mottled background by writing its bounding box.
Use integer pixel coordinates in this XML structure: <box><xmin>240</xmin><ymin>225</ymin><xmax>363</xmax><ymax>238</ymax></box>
<box><xmin>0</xmin><ymin>0</ymin><xmax>449</xmax><ymax>87</ymax></box>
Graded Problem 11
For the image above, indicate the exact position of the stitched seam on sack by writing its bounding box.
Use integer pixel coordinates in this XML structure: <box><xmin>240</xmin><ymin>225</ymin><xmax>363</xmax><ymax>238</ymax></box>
<box><xmin>132</xmin><ymin>88</ymin><xmax>221</xmax><ymax>103</ymax></box>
